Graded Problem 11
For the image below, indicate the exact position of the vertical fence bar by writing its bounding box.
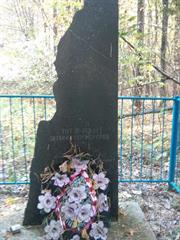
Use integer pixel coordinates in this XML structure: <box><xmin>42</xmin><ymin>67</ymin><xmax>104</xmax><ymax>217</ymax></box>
<box><xmin>120</xmin><ymin>98</ymin><xmax>123</xmax><ymax>179</ymax></box>
<box><xmin>33</xmin><ymin>98</ymin><xmax>36</xmax><ymax>138</ymax></box>
<box><xmin>140</xmin><ymin>100</ymin><xmax>145</xmax><ymax>179</ymax></box>
<box><xmin>169</xmin><ymin>97</ymin><xmax>179</xmax><ymax>190</ymax></box>
<box><xmin>130</xmin><ymin>99</ymin><xmax>134</xmax><ymax>179</ymax></box>
<box><xmin>0</xmin><ymin>101</ymin><xmax>5</xmax><ymax>182</ymax></box>
<box><xmin>175</xmin><ymin>100</ymin><xmax>180</xmax><ymax>187</ymax></box>
<box><xmin>21</xmin><ymin>97</ymin><xmax>28</xmax><ymax>180</ymax></box>
<box><xmin>160</xmin><ymin>100</ymin><xmax>166</xmax><ymax>180</ymax></box>
<box><xmin>150</xmin><ymin>100</ymin><xmax>155</xmax><ymax>179</ymax></box>
<box><xmin>9</xmin><ymin>98</ymin><xmax>16</xmax><ymax>182</ymax></box>
<box><xmin>44</xmin><ymin>98</ymin><xmax>47</xmax><ymax>121</ymax></box>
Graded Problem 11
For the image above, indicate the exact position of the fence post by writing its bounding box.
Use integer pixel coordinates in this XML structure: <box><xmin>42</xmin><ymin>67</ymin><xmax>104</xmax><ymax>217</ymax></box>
<box><xmin>169</xmin><ymin>97</ymin><xmax>180</xmax><ymax>191</ymax></box>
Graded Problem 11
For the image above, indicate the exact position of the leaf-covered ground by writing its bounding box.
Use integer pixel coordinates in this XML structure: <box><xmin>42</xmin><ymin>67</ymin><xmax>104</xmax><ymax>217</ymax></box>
<box><xmin>119</xmin><ymin>183</ymin><xmax>180</xmax><ymax>240</ymax></box>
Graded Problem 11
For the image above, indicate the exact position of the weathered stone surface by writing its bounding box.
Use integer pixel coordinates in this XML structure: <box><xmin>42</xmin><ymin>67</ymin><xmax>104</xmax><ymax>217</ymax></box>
<box><xmin>23</xmin><ymin>0</ymin><xmax>118</xmax><ymax>225</ymax></box>
<box><xmin>108</xmin><ymin>201</ymin><xmax>157</xmax><ymax>240</ymax></box>
<box><xmin>172</xmin><ymin>195</ymin><xmax>180</xmax><ymax>211</ymax></box>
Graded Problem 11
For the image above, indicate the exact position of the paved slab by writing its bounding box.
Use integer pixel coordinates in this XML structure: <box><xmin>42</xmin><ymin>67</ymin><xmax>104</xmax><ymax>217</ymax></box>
<box><xmin>0</xmin><ymin>199</ymin><xmax>156</xmax><ymax>239</ymax></box>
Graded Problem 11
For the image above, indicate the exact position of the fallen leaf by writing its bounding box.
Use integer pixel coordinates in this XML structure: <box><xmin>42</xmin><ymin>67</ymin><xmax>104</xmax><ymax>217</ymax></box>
<box><xmin>118</xmin><ymin>208</ymin><xmax>127</xmax><ymax>217</ymax></box>
<box><xmin>131</xmin><ymin>190</ymin><xmax>142</xmax><ymax>195</ymax></box>
<box><xmin>2</xmin><ymin>231</ymin><xmax>13</xmax><ymax>240</ymax></box>
<box><xmin>125</xmin><ymin>228</ymin><xmax>136</xmax><ymax>237</ymax></box>
<box><xmin>5</xmin><ymin>197</ymin><xmax>15</xmax><ymax>205</ymax></box>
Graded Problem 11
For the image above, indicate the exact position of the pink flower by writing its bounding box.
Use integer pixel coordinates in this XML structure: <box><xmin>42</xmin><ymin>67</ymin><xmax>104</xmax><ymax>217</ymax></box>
<box><xmin>93</xmin><ymin>172</ymin><xmax>109</xmax><ymax>190</ymax></box>
<box><xmin>98</xmin><ymin>193</ymin><xmax>109</xmax><ymax>212</ymax></box>
<box><xmin>90</xmin><ymin>221</ymin><xmax>108</xmax><ymax>240</ymax></box>
<box><xmin>68</xmin><ymin>186</ymin><xmax>87</xmax><ymax>203</ymax></box>
<box><xmin>37</xmin><ymin>192</ymin><xmax>56</xmax><ymax>213</ymax></box>
<box><xmin>52</xmin><ymin>173</ymin><xmax>70</xmax><ymax>188</ymax></box>
<box><xmin>77</xmin><ymin>203</ymin><xmax>94</xmax><ymax>222</ymax></box>
<box><xmin>44</xmin><ymin>220</ymin><xmax>64</xmax><ymax>240</ymax></box>
<box><xmin>72</xmin><ymin>157</ymin><xmax>89</xmax><ymax>172</ymax></box>
<box><xmin>61</xmin><ymin>202</ymin><xmax>78</xmax><ymax>220</ymax></box>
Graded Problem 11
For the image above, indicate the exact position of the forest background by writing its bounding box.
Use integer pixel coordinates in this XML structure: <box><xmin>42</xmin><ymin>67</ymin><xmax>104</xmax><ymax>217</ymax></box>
<box><xmin>0</xmin><ymin>0</ymin><xmax>180</xmax><ymax>96</ymax></box>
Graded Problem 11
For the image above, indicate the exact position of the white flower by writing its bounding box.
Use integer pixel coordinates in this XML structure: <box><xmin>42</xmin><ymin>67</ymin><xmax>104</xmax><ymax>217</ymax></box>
<box><xmin>70</xmin><ymin>235</ymin><xmax>80</xmax><ymax>240</ymax></box>
<box><xmin>61</xmin><ymin>202</ymin><xmax>78</xmax><ymax>220</ymax></box>
<box><xmin>37</xmin><ymin>192</ymin><xmax>56</xmax><ymax>213</ymax></box>
<box><xmin>90</xmin><ymin>221</ymin><xmax>108</xmax><ymax>240</ymax></box>
<box><xmin>72</xmin><ymin>157</ymin><xmax>89</xmax><ymax>172</ymax></box>
<box><xmin>52</xmin><ymin>173</ymin><xmax>70</xmax><ymax>188</ymax></box>
<box><xmin>44</xmin><ymin>220</ymin><xmax>64</xmax><ymax>240</ymax></box>
<box><xmin>93</xmin><ymin>172</ymin><xmax>109</xmax><ymax>190</ymax></box>
<box><xmin>77</xmin><ymin>203</ymin><xmax>94</xmax><ymax>222</ymax></box>
<box><xmin>68</xmin><ymin>186</ymin><xmax>87</xmax><ymax>203</ymax></box>
<box><xmin>98</xmin><ymin>193</ymin><xmax>109</xmax><ymax>212</ymax></box>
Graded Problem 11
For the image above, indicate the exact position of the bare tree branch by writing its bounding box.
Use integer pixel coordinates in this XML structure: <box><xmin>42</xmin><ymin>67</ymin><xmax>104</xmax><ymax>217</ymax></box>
<box><xmin>119</xmin><ymin>106</ymin><xmax>172</xmax><ymax>119</ymax></box>
<box><xmin>120</xmin><ymin>80</ymin><xmax>162</xmax><ymax>91</ymax></box>
<box><xmin>120</xmin><ymin>36</ymin><xmax>180</xmax><ymax>86</ymax></box>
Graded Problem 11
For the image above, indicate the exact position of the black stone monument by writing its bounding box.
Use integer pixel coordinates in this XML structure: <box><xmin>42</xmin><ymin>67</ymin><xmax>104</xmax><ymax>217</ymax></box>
<box><xmin>23</xmin><ymin>0</ymin><xmax>118</xmax><ymax>225</ymax></box>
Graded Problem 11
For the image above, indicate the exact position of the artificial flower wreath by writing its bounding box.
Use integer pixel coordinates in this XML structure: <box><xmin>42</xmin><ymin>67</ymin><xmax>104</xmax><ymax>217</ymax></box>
<box><xmin>37</xmin><ymin>144</ymin><xmax>110</xmax><ymax>240</ymax></box>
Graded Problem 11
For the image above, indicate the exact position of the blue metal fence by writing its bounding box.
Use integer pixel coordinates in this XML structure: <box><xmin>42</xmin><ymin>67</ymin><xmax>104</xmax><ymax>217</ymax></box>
<box><xmin>0</xmin><ymin>95</ymin><xmax>55</xmax><ymax>185</ymax></box>
<box><xmin>169</xmin><ymin>97</ymin><xmax>180</xmax><ymax>193</ymax></box>
<box><xmin>0</xmin><ymin>95</ymin><xmax>179</xmax><ymax>193</ymax></box>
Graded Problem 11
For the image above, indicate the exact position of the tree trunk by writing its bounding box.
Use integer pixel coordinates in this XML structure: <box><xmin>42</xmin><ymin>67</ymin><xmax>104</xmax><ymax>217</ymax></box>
<box><xmin>173</xmin><ymin>0</ymin><xmax>180</xmax><ymax>95</ymax></box>
<box><xmin>134</xmin><ymin>0</ymin><xmax>144</xmax><ymax>108</ymax></box>
<box><xmin>160</xmin><ymin>0</ymin><xmax>169</xmax><ymax>96</ymax></box>
<box><xmin>53</xmin><ymin>1</ymin><xmax>58</xmax><ymax>54</ymax></box>
<box><xmin>137</xmin><ymin>0</ymin><xmax>145</xmax><ymax>40</ymax></box>
<box><xmin>147</xmin><ymin>0</ymin><xmax>152</xmax><ymax>47</ymax></box>
<box><xmin>154</xmin><ymin>0</ymin><xmax>159</xmax><ymax>65</ymax></box>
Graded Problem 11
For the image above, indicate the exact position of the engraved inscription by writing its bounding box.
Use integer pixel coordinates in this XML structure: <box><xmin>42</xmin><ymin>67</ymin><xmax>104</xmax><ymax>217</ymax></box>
<box><xmin>50</xmin><ymin>127</ymin><xmax>110</xmax><ymax>142</ymax></box>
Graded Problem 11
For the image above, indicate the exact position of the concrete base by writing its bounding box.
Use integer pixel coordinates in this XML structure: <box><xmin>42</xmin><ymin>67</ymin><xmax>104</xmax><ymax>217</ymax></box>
<box><xmin>108</xmin><ymin>201</ymin><xmax>156</xmax><ymax>240</ymax></box>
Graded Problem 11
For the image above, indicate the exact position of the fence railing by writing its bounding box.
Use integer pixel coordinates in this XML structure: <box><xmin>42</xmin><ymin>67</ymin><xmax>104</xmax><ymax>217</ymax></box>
<box><xmin>0</xmin><ymin>95</ymin><xmax>55</xmax><ymax>185</ymax></box>
<box><xmin>0</xmin><ymin>95</ymin><xmax>179</xmax><ymax>193</ymax></box>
